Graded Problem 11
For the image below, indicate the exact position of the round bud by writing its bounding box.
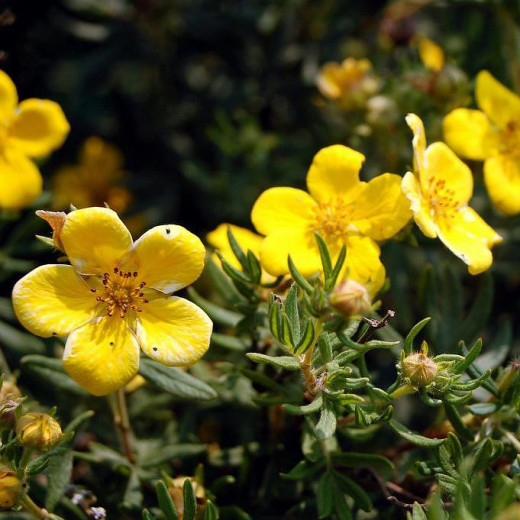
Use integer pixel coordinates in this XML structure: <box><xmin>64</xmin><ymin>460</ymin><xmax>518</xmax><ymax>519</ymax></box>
<box><xmin>0</xmin><ymin>463</ymin><xmax>23</xmax><ymax>510</ymax></box>
<box><xmin>401</xmin><ymin>353</ymin><xmax>438</xmax><ymax>387</ymax></box>
<box><xmin>17</xmin><ymin>413</ymin><xmax>63</xmax><ymax>452</ymax></box>
<box><xmin>330</xmin><ymin>280</ymin><xmax>371</xmax><ymax>318</ymax></box>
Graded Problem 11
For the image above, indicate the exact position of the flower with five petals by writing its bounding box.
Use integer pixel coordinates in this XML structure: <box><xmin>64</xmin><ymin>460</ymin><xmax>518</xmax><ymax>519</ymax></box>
<box><xmin>444</xmin><ymin>71</ymin><xmax>520</xmax><ymax>215</ymax></box>
<box><xmin>12</xmin><ymin>207</ymin><xmax>212</xmax><ymax>396</ymax></box>
<box><xmin>0</xmin><ymin>70</ymin><xmax>69</xmax><ymax>210</ymax></box>
<box><xmin>251</xmin><ymin>145</ymin><xmax>411</xmax><ymax>292</ymax></box>
<box><xmin>402</xmin><ymin>113</ymin><xmax>502</xmax><ymax>274</ymax></box>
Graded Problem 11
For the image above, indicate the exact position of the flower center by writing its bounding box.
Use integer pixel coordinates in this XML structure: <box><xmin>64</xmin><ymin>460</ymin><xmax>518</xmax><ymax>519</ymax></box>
<box><xmin>425</xmin><ymin>177</ymin><xmax>459</xmax><ymax>219</ymax></box>
<box><xmin>310</xmin><ymin>199</ymin><xmax>356</xmax><ymax>242</ymax></box>
<box><xmin>91</xmin><ymin>268</ymin><xmax>148</xmax><ymax>318</ymax></box>
<box><xmin>499</xmin><ymin>121</ymin><xmax>520</xmax><ymax>158</ymax></box>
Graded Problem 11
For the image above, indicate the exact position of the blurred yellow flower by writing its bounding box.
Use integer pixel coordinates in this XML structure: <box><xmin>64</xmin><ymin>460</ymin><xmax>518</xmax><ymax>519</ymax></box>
<box><xmin>52</xmin><ymin>136</ymin><xmax>131</xmax><ymax>212</ymax></box>
<box><xmin>206</xmin><ymin>223</ymin><xmax>275</xmax><ymax>284</ymax></box>
<box><xmin>444</xmin><ymin>71</ymin><xmax>520</xmax><ymax>215</ymax></box>
<box><xmin>316</xmin><ymin>58</ymin><xmax>379</xmax><ymax>110</ymax></box>
<box><xmin>0</xmin><ymin>70</ymin><xmax>69</xmax><ymax>210</ymax></box>
<box><xmin>402</xmin><ymin>113</ymin><xmax>502</xmax><ymax>274</ymax></box>
<box><xmin>418</xmin><ymin>38</ymin><xmax>445</xmax><ymax>72</ymax></box>
<box><xmin>251</xmin><ymin>145</ymin><xmax>411</xmax><ymax>291</ymax></box>
<box><xmin>13</xmin><ymin>207</ymin><xmax>212</xmax><ymax>396</ymax></box>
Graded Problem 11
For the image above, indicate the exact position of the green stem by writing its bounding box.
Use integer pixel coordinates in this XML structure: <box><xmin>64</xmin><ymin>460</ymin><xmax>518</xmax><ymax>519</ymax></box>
<box><xmin>19</xmin><ymin>447</ymin><xmax>34</xmax><ymax>472</ymax></box>
<box><xmin>20</xmin><ymin>495</ymin><xmax>49</xmax><ymax>519</ymax></box>
<box><xmin>108</xmin><ymin>390</ymin><xmax>135</xmax><ymax>464</ymax></box>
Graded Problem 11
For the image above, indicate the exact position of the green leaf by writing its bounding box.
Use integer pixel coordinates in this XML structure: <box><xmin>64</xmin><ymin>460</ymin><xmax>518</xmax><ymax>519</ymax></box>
<box><xmin>333</xmin><ymin>492</ymin><xmax>352</xmax><ymax>520</ymax></box>
<box><xmin>203</xmin><ymin>501</ymin><xmax>219</xmax><ymax>520</ymax></box>
<box><xmin>139</xmin><ymin>444</ymin><xmax>207</xmax><ymax>468</ymax></box>
<box><xmin>443</xmin><ymin>403</ymin><xmax>473</xmax><ymax>442</ymax></box>
<box><xmin>139</xmin><ymin>358</ymin><xmax>217</xmax><ymax>400</ymax></box>
<box><xmin>468</xmin><ymin>402</ymin><xmax>498</xmax><ymax>416</ymax></box>
<box><xmin>268</xmin><ymin>293</ymin><xmax>283</xmax><ymax>341</ymax></box>
<box><xmin>403</xmin><ymin>317</ymin><xmax>431</xmax><ymax>356</ymax></box>
<box><xmin>327</xmin><ymin>244</ymin><xmax>346</xmax><ymax>291</ymax></box>
<box><xmin>452</xmin><ymin>338</ymin><xmax>483</xmax><ymax>374</ymax></box>
<box><xmin>64</xmin><ymin>410</ymin><xmax>95</xmax><ymax>434</ymax></box>
<box><xmin>288</xmin><ymin>256</ymin><xmax>313</xmax><ymax>295</ymax></box>
<box><xmin>246</xmin><ymin>250</ymin><xmax>262</xmax><ymax>284</ymax></box>
<box><xmin>317</xmin><ymin>471</ymin><xmax>334</xmax><ymax>518</ymax></box>
<box><xmin>211</xmin><ymin>333</ymin><xmax>249</xmax><ymax>351</ymax></box>
<box><xmin>317</xmin><ymin>334</ymin><xmax>333</xmax><ymax>364</ymax></box>
<box><xmin>226</xmin><ymin>227</ymin><xmax>248</xmax><ymax>270</ymax></box>
<box><xmin>331</xmin><ymin>452</ymin><xmax>394</xmax><ymax>471</ymax></box>
<box><xmin>246</xmin><ymin>353</ymin><xmax>300</xmax><ymax>371</ymax></box>
<box><xmin>333</xmin><ymin>471</ymin><xmax>372</xmax><ymax>512</ymax></box>
<box><xmin>471</xmin><ymin>439</ymin><xmax>493</xmax><ymax>476</ymax></box>
<box><xmin>316</xmin><ymin>400</ymin><xmax>336</xmax><ymax>440</ymax></box>
<box><xmin>156</xmin><ymin>480</ymin><xmax>180</xmax><ymax>520</ymax></box>
<box><xmin>314</xmin><ymin>233</ymin><xmax>333</xmax><ymax>282</ymax></box>
<box><xmin>183</xmin><ymin>479</ymin><xmax>197</xmax><ymax>520</ymax></box>
<box><xmin>285</xmin><ymin>283</ymin><xmax>301</xmax><ymax>342</ymax></box>
<box><xmin>412</xmin><ymin>502</ymin><xmax>427</xmax><ymax>520</ymax></box>
<box><xmin>389</xmin><ymin>419</ymin><xmax>444</xmax><ymax>447</ymax></box>
<box><xmin>21</xmin><ymin>355</ymin><xmax>87</xmax><ymax>395</ymax></box>
<box><xmin>123</xmin><ymin>468</ymin><xmax>143</xmax><ymax>510</ymax></box>
<box><xmin>468</xmin><ymin>473</ymin><xmax>486</xmax><ymax>519</ymax></box>
<box><xmin>283</xmin><ymin>395</ymin><xmax>323</xmax><ymax>415</ymax></box>
<box><xmin>142</xmin><ymin>509</ymin><xmax>155</xmax><ymax>520</ymax></box>
<box><xmin>0</xmin><ymin>319</ymin><xmax>45</xmax><ymax>354</ymax></box>
<box><xmin>281</xmin><ymin>459</ymin><xmax>324</xmax><ymax>480</ymax></box>
<box><xmin>187</xmin><ymin>287</ymin><xmax>240</xmax><ymax>327</ymax></box>
<box><xmin>45</xmin><ymin>450</ymin><xmax>73</xmax><ymax>511</ymax></box>
<box><xmin>295</xmin><ymin>319</ymin><xmax>316</xmax><ymax>354</ymax></box>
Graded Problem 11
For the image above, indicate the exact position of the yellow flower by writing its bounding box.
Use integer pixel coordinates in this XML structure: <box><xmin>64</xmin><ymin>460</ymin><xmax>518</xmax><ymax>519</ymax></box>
<box><xmin>0</xmin><ymin>70</ymin><xmax>69</xmax><ymax>210</ymax></box>
<box><xmin>402</xmin><ymin>113</ymin><xmax>502</xmax><ymax>275</ymax></box>
<box><xmin>206</xmin><ymin>223</ymin><xmax>275</xmax><ymax>284</ymax></box>
<box><xmin>316</xmin><ymin>58</ymin><xmax>379</xmax><ymax>110</ymax></box>
<box><xmin>12</xmin><ymin>207</ymin><xmax>212</xmax><ymax>396</ymax></box>
<box><xmin>251</xmin><ymin>145</ymin><xmax>411</xmax><ymax>292</ymax></box>
<box><xmin>418</xmin><ymin>38</ymin><xmax>445</xmax><ymax>72</ymax></box>
<box><xmin>444</xmin><ymin>71</ymin><xmax>520</xmax><ymax>215</ymax></box>
<box><xmin>52</xmin><ymin>136</ymin><xmax>131</xmax><ymax>213</ymax></box>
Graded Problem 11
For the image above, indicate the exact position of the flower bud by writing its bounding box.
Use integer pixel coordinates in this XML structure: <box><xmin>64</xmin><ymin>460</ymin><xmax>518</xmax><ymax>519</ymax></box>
<box><xmin>168</xmin><ymin>476</ymin><xmax>206</xmax><ymax>518</ymax></box>
<box><xmin>17</xmin><ymin>413</ymin><xmax>63</xmax><ymax>452</ymax></box>
<box><xmin>401</xmin><ymin>351</ymin><xmax>438</xmax><ymax>387</ymax></box>
<box><xmin>0</xmin><ymin>463</ymin><xmax>23</xmax><ymax>510</ymax></box>
<box><xmin>330</xmin><ymin>280</ymin><xmax>371</xmax><ymax>317</ymax></box>
<box><xmin>0</xmin><ymin>381</ymin><xmax>22</xmax><ymax>429</ymax></box>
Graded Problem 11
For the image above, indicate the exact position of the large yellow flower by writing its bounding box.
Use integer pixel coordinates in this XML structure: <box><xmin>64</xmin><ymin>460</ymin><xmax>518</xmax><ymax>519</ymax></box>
<box><xmin>0</xmin><ymin>70</ymin><xmax>70</xmax><ymax>210</ymax></box>
<box><xmin>251</xmin><ymin>145</ymin><xmax>411</xmax><ymax>292</ymax></box>
<box><xmin>402</xmin><ymin>113</ymin><xmax>502</xmax><ymax>275</ymax></box>
<box><xmin>444</xmin><ymin>71</ymin><xmax>520</xmax><ymax>215</ymax></box>
<box><xmin>12</xmin><ymin>207</ymin><xmax>212</xmax><ymax>396</ymax></box>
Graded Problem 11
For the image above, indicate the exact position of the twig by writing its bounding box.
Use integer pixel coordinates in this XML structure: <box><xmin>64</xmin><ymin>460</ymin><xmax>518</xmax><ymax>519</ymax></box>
<box><xmin>108</xmin><ymin>390</ymin><xmax>135</xmax><ymax>464</ymax></box>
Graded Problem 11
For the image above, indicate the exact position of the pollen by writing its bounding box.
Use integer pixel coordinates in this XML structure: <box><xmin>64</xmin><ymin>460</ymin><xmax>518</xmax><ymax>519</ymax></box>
<box><xmin>92</xmin><ymin>267</ymin><xmax>149</xmax><ymax>318</ymax></box>
<box><xmin>425</xmin><ymin>177</ymin><xmax>459</xmax><ymax>219</ymax></box>
<box><xmin>310</xmin><ymin>198</ymin><xmax>356</xmax><ymax>242</ymax></box>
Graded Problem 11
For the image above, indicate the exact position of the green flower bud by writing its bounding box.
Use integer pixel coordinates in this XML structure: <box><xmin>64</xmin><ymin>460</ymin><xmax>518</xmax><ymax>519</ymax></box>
<box><xmin>0</xmin><ymin>463</ymin><xmax>23</xmax><ymax>510</ymax></box>
<box><xmin>330</xmin><ymin>280</ymin><xmax>371</xmax><ymax>318</ymax></box>
<box><xmin>17</xmin><ymin>413</ymin><xmax>63</xmax><ymax>452</ymax></box>
<box><xmin>401</xmin><ymin>350</ymin><xmax>438</xmax><ymax>387</ymax></box>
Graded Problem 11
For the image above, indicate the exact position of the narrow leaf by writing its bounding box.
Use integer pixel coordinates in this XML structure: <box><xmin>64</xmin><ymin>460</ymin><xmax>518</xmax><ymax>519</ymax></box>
<box><xmin>246</xmin><ymin>353</ymin><xmax>300</xmax><ymax>371</ymax></box>
<box><xmin>403</xmin><ymin>317</ymin><xmax>431</xmax><ymax>356</ymax></box>
<box><xmin>288</xmin><ymin>256</ymin><xmax>313</xmax><ymax>295</ymax></box>
<box><xmin>46</xmin><ymin>450</ymin><xmax>73</xmax><ymax>511</ymax></box>
<box><xmin>316</xmin><ymin>400</ymin><xmax>336</xmax><ymax>440</ymax></box>
<box><xmin>183</xmin><ymin>479</ymin><xmax>197</xmax><ymax>520</ymax></box>
<box><xmin>389</xmin><ymin>419</ymin><xmax>444</xmax><ymax>447</ymax></box>
<box><xmin>156</xmin><ymin>480</ymin><xmax>180</xmax><ymax>520</ymax></box>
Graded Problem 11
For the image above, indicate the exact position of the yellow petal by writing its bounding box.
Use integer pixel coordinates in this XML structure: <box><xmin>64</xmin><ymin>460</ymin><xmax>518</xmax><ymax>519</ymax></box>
<box><xmin>8</xmin><ymin>99</ymin><xmax>70</xmax><ymax>158</ymax></box>
<box><xmin>437</xmin><ymin>207</ymin><xmax>502</xmax><ymax>275</ymax></box>
<box><xmin>0</xmin><ymin>147</ymin><xmax>42</xmax><ymax>210</ymax></box>
<box><xmin>401</xmin><ymin>172</ymin><xmax>437</xmax><ymax>238</ymax></box>
<box><xmin>60</xmin><ymin>207</ymin><xmax>133</xmax><ymax>275</ymax></box>
<box><xmin>350</xmin><ymin>173</ymin><xmax>412</xmax><ymax>240</ymax></box>
<box><xmin>136</xmin><ymin>296</ymin><xmax>212</xmax><ymax>366</ymax></box>
<box><xmin>259</xmin><ymin>229</ymin><xmax>322</xmax><ymax>277</ymax></box>
<box><xmin>418</xmin><ymin>38</ymin><xmax>445</xmax><ymax>72</ymax></box>
<box><xmin>476</xmin><ymin>70</ymin><xmax>520</xmax><ymax>128</ymax></box>
<box><xmin>251</xmin><ymin>187</ymin><xmax>316</xmax><ymax>235</ymax></box>
<box><xmin>344</xmin><ymin>236</ymin><xmax>386</xmax><ymax>296</ymax></box>
<box><xmin>316</xmin><ymin>63</ymin><xmax>343</xmax><ymax>99</ymax></box>
<box><xmin>207</xmin><ymin>224</ymin><xmax>263</xmax><ymax>269</ymax></box>
<box><xmin>306</xmin><ymin>145</ymin><xmax>365</xmax><ymax>203</ymax></box>
<box><xmin>443</xmin><ymin>108</ymin><xmax>498</xmax><ymax>161</ymax></box>
<box><xmin>484</xmin><ymin>154</ymin><xmax>520</xmax><ymax>215</ymax></box>
<box><xmin>12</xmin><ymin>265</ymin><xmax>98</xmax><ymax>338</ymax></box>
<box><xmin>127</xmin><ymin>225</ymin><xmax>205</xmax><ymax>293</ymax></box>
<box><xmin>422</xmin><ymin>142</ymin><xmax>473</xmax><ymax>206</ymax></box>
<box><xmin>63</xmin><ymin>316</ymin><xmax>140</xmax><ymax>396</ymax></box>
<box><xmin>0</xmin><ymin>70</ymin><xmax>17</xmax><ymax>121</ymax></box>
<box><xmin>406</xmin><ymin>113</ymin><xmax>426</xmax><ymax>175</ymax></box>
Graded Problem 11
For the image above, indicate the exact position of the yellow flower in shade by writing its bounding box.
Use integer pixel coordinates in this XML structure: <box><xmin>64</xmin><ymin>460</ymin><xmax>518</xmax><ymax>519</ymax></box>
<box><xmin>12</xmin><ymin>207</ymin><xmax>212</xmax><ymax>396</ymax></box>
<box><xmin>418</xmin><ymin>38</ymin><xmax>445</xmax><ymax>72</ymax></box>
<box><xmin>251</xmin><ymin>145</ymin><xmax>411</xmax><ymax>291</ymax></box>
<box><xmin>316</xmin><ymin>58</ymin><xmax>379</xmax><ymax>110</ymax></box>
<box><xmin>444</xmin><ymin>71</ymin><xmax>520</xmax><ymax>215</ymax></box>
<box><xmin>402</xmin><ymin>113</ymin><xmax>502</xmax><ymax>275</ymax></box>
<box><xmin>52</xmin><ymin>136</ymin><xmax>131</xmax><ymax>213</ymax></box>
<box><xmin>0</xmin><ymin>70</ymin><xmax>69</xmax><ymax>210</ymax></box>
<box><xmin>206</xmin><ymin>223</ymin><xmax>275</xmax><ymax>284</ymax></box>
